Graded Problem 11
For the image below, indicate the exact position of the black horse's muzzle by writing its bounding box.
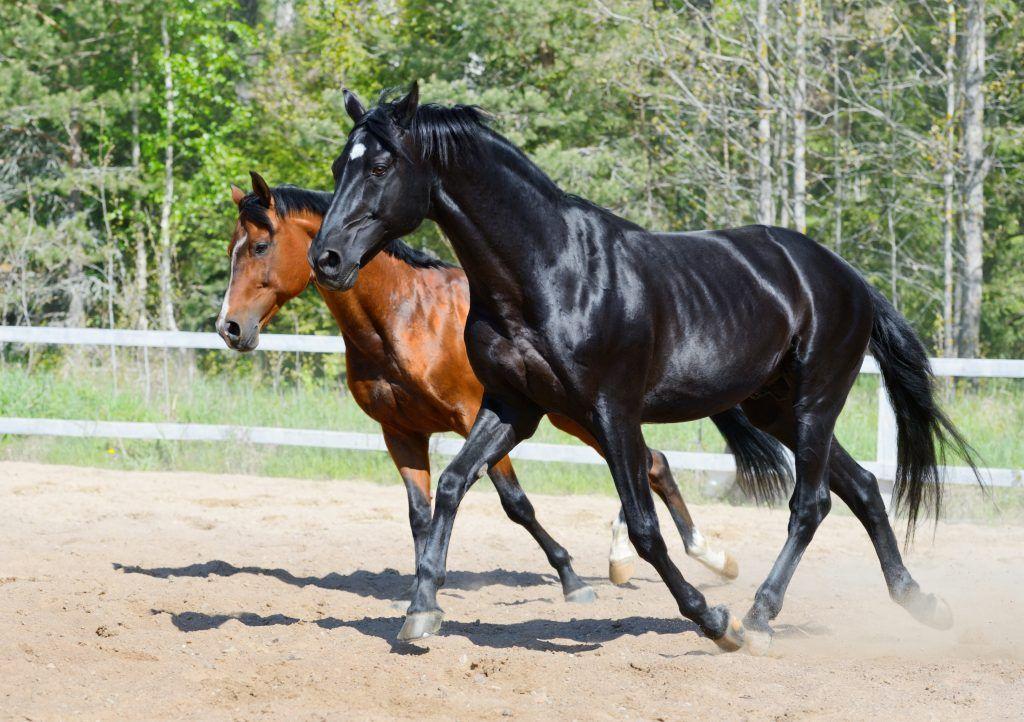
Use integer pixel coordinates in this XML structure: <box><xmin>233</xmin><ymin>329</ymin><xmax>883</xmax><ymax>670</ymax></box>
<box><xmin>311</xmin><ymin>248</ymin><xmax>360</xmax><ymax>291</ymax></box>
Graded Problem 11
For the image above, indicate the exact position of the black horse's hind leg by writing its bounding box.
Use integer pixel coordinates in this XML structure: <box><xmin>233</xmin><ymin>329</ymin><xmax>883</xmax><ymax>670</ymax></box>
<box><xmin>742</xmin><ymin>360</ymin><xmax>854</xmax><ymax>637</ymax></box>
<box><xmin>398</xmin><ymin>394</ymin><xmax>542</xmax><ymax>641</ymax></box>
<box><xmin>487</xmin><ymin>458</ymin><xmax>595</xmax><ymax>602</ymax></box>
<box><xmin>593</xmin><ymin>408</ymin><xmax>744</xmax><ymax>650</ymax></box>
<box><xmin>827</xmin><ymin>444</ymin><xmax>952</xmax><ymax>629</ymax></box>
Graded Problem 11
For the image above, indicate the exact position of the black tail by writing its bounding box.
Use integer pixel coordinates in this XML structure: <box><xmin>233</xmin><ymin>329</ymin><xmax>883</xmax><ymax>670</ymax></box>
<box><xmin>710</xmin><ymin>408</ymin><xmax>793</xmax><ymax>505</ymax></box>
<box><xmin>867</xmin><ymin>287</ymin><xmax>980</xmax><ymax>538</ymax></box>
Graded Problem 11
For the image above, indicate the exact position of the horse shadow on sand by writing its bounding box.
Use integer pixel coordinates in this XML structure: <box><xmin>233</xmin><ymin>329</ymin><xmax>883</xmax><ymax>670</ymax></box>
<box><xmin>113</xmin><ymin>559</ymin><xmax>583</xmax><ymax>602</ymax></box>
<box><xmin>149</xmin><ymin>608</ymin><xmax>707</xmax><ymax>655</ymax></box>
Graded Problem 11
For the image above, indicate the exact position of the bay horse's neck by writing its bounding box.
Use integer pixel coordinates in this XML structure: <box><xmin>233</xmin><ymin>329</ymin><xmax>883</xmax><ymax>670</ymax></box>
<box><xmin>313</xmin><ymin>239</ymin><xmax>424</xmax><ymax>356</ymax></box>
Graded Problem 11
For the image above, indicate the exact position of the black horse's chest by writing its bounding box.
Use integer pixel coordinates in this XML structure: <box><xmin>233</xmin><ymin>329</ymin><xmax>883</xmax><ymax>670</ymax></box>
<box><xmin>463</xmin><ymin>308</ymin><xmax>568</xmax><ymax>405</ymax></box>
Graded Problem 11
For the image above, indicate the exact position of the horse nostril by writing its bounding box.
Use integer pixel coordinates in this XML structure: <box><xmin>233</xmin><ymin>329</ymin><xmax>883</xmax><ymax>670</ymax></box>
<box><xmin>224</xmin><ymin>320</ymin><xmax>241</xmax><ymax>341</ymax></box>
<box><xmin>316</xmin><ymin>249</ymin><xmax>342</xmax><ymax>274</ymax></box>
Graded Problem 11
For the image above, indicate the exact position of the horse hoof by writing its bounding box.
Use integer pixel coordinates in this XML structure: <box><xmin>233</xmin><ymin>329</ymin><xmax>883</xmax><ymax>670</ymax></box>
<box><xmin>609</xmin><ymin>557</ymin><xmax>635</xmax><ymax>585</ymax></box>
<box><xmin>390</xmin><ymin>599</ymin><xmax>411</xmax><ymax>612</ymax></box>
<box><xmin>397</xmin><ymin>610</ymin><xmax>443</xmax><ymax>641</ymax></box>
<box><xmin>906</xmin><ymin>592</ymin><xmax>954</xmax><ymax>630</ymax></box>
<box><xmin>712</xmin><ymin>614</ymin><xmax>746</xmax><ymax>652</ymax></box>
<box><xmin>744</xmin><ymin>627</ymin><xmax>773</xmax><ymax>656</ymax></box>
<box><xmin>720</xmin><ymin>553</ymin><xmax>740</xmax><ymax>580</ymax></box>
<box><xmin>565</xmin><ymin>585</ymin><xmax>597</xmax><ymax>604</ymax></box>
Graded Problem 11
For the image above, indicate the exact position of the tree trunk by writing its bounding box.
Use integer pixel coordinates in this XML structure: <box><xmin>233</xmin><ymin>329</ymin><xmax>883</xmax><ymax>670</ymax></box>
<box><xmin>158</xmin><ymin>14</ymin><xmax>178</xmax><ymax>332</ymax></box>
<box><xmin>755</xmin><ymin>0</ymin><xmax>773</xmax><ymax>224</ymax></box>
<box><xmin>959</xmin><ymin>0</ymin><xmax>986</xmax><ymax>357</ymax></box>
<box><xmin>830</xmin><ymin>2</ymin><xmax>843</xmax><ymax>251</ymax></box>
<box><xmin>66</xmin><ymin>108</ymin><xmax>86</xmax><ymax>329</ymax></box>
<box><xmin>131</xmin><ymin>43</ymin><xmax>149</xmax><ymax>331</ymax></box>
<box><xmin>792</xmin><ymin>0</ymin><xmax>807</xmax><ymax>234</ymax></box>
<box><xmin>942</xmin><ymin>0</ymin><xmax>958</xmax><ymax>357</ymax></box>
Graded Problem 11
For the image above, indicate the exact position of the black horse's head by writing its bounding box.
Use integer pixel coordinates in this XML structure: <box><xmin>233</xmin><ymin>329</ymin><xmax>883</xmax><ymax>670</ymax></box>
<box><xmin>309</xmin><ymin>83</ymin><xmax>427</xmax><ymax>290</ymax></box>
<box><xmin>309</xmin><ymin>83</ymin><xmax>487</xmax><ymax>290</ymax></box>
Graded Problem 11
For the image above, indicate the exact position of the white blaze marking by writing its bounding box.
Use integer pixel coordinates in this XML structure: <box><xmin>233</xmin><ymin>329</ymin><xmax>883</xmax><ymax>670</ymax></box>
<box><xmin>349</xmin><ymin>143</ymin><xmax>366</xmax><ymax>160</ymax></box>
<box><xmin>687</xmin><ymin>528</ymin><xmax>728</xmax><ymax>572</ymax></box>
<box><xmin>217</xmin><ymin>233</ymin><xmax>246</xmax><ymax>330</ymax></box>
<box><xmin>609</xmin><ymin>514</ymin><xmax>633</xmax><ymax>562</ymax></box>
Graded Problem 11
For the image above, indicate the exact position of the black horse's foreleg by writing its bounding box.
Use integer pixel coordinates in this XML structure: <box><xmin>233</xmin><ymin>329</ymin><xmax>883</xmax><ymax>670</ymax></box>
<box><xmin>594</xmin><ymin>410</ymin><xmax>744</xmax><ymax>651</ymax></box>
<box><xmin>488</xmin><ymin>459</ymin><xmax>595</xmax><ymax>602</ymax></box>
<box><xmin>398</xmin><ymin>394</ymin><xmax>541</xmax><ymax>641</ymax></box>
<box><xmin>827</xmin><ymin>444</ymin><xmax>952</xmax><ymax>629</ymax></box>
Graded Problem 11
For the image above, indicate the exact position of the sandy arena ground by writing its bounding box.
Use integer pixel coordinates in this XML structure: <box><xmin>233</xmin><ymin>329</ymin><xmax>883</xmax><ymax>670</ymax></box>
<box><xmin>2</xmin><ymin>460</ymin><xmax>1022</xmax><ymax>720</ymax></box>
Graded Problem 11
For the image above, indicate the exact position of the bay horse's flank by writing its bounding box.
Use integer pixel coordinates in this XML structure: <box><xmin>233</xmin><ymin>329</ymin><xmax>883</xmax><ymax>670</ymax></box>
<box><xmin>310</xmin><ymin>85</ymin><xmax>978</xmax><ymax>651</ymax></box>
<box><xmin>216</xmin><ymin>172</ymin><xmax>781</xmax><ymax>601</ymax></box>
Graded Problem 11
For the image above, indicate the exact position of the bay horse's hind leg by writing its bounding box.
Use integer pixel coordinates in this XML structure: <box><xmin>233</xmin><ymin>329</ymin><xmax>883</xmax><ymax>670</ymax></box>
<box><xmin>828</xmin><ymin>444</ymin><xmax>952</xmax><ymax>629</ymax></box>
<box><xmin>646</xmin><ymin>449</ymin><xmax>739</xmax><ymax>580</ymax></box>
<box><xmin>592</xmin><ymin>407</ymin><xmax>744</xmax><ymax>651</ymax></box>
<box><xmin>487</xmin><ymin>458</ymin><xmax>595</xmax><ymax>603</ymax></box>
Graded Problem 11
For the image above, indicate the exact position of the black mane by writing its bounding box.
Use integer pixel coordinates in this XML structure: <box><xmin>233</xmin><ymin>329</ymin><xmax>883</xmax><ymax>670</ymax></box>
<box><xmin>358</xmin><ymin>94</ymin><xmax>643</xmax><ymax>232</ymax></box>
<box><xmin>358</xmin><ymin>90</ymin><xmax>492</xmax><ymax>168</ymax></box>
<box><xmin>237</xmin><ymin>183</ymin><xmax>455</xmax><ymax>270</ymax></box>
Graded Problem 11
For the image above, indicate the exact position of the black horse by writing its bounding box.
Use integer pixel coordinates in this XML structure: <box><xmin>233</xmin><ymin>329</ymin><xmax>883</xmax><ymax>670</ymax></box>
<box><xmin>309</xmin><ymin>84</ymin><xmax>977</xmax><ymax>651</ymax></box>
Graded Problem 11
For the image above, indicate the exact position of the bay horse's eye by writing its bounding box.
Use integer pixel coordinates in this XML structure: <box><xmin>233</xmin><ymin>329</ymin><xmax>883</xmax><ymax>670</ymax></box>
<box><xmin>253</xmin><ymin>242</ymin><xmax>271</xmax><ymax>256</ymax></box>
<box><xmin>370</xmin><ymin>163</ymin><xmax>389</xmax><ymax>177</ymax></box>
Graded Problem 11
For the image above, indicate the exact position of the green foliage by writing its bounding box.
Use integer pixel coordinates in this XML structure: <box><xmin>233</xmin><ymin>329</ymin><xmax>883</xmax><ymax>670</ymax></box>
<box><xmin>2</xmin><ymin>0</ymin><xmax>1024</xmax><ymax>353</ymax></box>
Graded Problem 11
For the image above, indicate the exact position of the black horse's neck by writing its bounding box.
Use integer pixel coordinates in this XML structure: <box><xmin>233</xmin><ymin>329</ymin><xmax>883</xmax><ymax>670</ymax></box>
<box><xmin>427</xmin><ymin>133</ymin><xmax>635</xmax><ymax>307</ymax></box>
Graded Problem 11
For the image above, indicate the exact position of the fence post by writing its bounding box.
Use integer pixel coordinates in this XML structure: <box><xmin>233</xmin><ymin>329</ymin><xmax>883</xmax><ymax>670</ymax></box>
<box><xmin>876</xmin><ymin>384</ymin><xmax>898</xmax><ymax>508</ymax></box>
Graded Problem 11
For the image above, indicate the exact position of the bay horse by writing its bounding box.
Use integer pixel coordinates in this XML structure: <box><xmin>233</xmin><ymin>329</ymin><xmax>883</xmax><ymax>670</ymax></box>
<box><xmin>215</xmin><ymin>171</ymin><xmax>789</xmax><ymax>601</ymax></box>
<box><xmin>309</xmin><ymin>85</ymin><xmax>978</xmax><ymax>651</ymax></box>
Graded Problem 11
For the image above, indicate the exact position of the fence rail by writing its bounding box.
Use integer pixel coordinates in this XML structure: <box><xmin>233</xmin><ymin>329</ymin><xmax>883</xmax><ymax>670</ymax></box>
<box><xmin>1</xmin><ymin>326</ymin><xmax>1019</xmax><ymax>488</ymax></box>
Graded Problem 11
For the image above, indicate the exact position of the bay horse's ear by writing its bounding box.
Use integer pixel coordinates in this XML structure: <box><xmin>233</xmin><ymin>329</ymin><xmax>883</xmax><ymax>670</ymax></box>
<box><xmin>343</xmin><ymin>88</ymin><xmax>366</xmax><ymax>124</ymax></box>
<box><xmin>249</xmin><ymin>171</ymin><xmax>273</xmax><ymax>208</ymax></box>
<box><xmin>230</xmin><ymin>184</ymin><xmax>246</xmax><ymax>206</ymax></box>
<box><xmin>392</xmin><ymin>80</ymin><xmax>419</xmax><ymax>129</ymax></box>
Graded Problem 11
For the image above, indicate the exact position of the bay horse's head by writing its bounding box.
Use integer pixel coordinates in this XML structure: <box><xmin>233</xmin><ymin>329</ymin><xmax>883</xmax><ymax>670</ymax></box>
<box><xmin>216</xmin><ymin>172</ymin><xmax>324</xmax><ymax>351</ymax></box>
<box><xmin>310</xmin><ymin>83</ymin><xmax>483</xmax><ymax>291</ymax></box>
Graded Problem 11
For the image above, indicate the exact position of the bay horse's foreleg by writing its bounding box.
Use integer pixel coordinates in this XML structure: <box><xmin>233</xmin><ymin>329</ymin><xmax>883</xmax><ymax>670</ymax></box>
<box><xmin>487</xmin><ymin>458</ymin><xmax>595</xmax><ymax>603</ymax></box>
<box><xmin>398</xmin><ymin>394</ymin><xmax>542</xmax><ymax>642</ymax></box>
<box><xmin>592</xmin><ymin>407</ymin><xmax>744</xmax><ymax>651</ymax></box>
<box><xmin>827</xmin><ymin>444</ymin><xmax>952</xmax><ymax>629</ymax></box>
<box><xmin>382</xmin><ymin>429</ymin><xmax>432</xmax><ymax>586</ymax></box>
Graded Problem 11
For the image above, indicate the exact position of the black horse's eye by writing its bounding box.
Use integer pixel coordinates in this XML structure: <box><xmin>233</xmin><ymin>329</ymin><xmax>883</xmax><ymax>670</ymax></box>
<box><xmin>253</xmin><ymin>242</ymin><xmax>271</xmax><ymax>256</ymax></box>
<box><xmin>370</xmin><ymin>163</ymin><xmax>389</xmax><ymax>177</ymax></box>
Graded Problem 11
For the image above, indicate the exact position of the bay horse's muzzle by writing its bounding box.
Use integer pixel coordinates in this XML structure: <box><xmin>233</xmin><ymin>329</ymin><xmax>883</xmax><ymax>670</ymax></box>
<box><xmin>217</xmin><ymin>316</ymin><xmax>259</xmax><ymax>352</ymax></box>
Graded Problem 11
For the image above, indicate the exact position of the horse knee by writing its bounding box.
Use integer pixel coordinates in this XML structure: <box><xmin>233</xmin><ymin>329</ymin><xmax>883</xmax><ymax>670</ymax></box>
<box><xmin>435</xmin><ymin>469</ymin><xmax>472</xmax><ymax>509</ymax></box>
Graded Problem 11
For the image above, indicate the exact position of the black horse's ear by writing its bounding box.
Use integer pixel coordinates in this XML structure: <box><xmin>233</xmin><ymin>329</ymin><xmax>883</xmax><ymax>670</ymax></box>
<box><xmin>392</xmin><ymin>80</ymin><xmax>419</xmax><ymax>129</ymax></box>
<box><xmin>249</xmin><ymin>171</ymin><xmax>273</xmax><ymax>208</ymax></box>
<box><xmin>230</xmin><ymin>183</ymin><xmax>246</xmax><ymax>206</ymax></box>
<box><xmin>343</xmin><ymin>88</ymin><xmax>366</xmax><ymax>124</ymax></box>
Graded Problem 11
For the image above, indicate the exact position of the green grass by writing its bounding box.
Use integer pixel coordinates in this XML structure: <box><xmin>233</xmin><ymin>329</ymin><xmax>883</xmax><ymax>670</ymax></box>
<box><xmin>1</xmin><ymin>354</ymin><xmax>1020</xmax><ymax>522</ymax></box>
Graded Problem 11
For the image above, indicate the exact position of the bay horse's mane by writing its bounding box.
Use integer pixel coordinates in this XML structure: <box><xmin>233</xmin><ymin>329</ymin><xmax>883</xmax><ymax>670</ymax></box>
<box><xmin>359</xmin><ymin>91</ymin><xmax>644</xmax><ymax>232</ymax></box>
<box><xmin>236</xmin><ymin>183</ymin><xmax>455</xmax><ymax>270</ymax></box>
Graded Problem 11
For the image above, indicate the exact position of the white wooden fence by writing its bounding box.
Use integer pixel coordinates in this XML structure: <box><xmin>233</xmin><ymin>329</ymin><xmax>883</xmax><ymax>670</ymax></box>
<box><xmin>0</xmin><ymin>325</ymin><xmax>1019</xmax><ymax>487</ymax></box>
